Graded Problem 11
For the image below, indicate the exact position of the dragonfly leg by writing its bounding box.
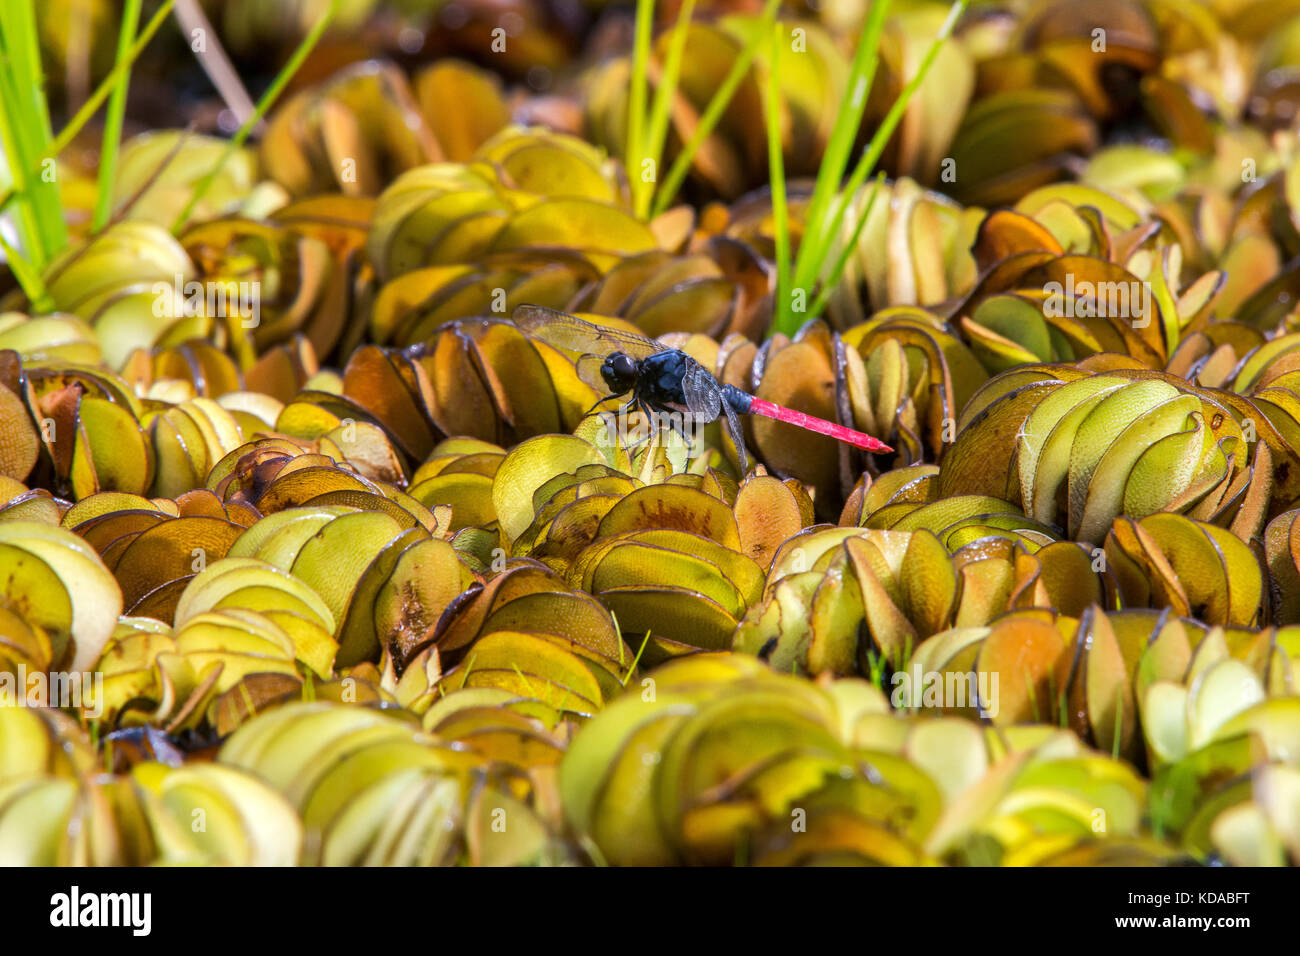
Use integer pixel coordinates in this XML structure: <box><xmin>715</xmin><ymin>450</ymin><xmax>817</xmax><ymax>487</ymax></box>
<box><xmin>584</xmin><ymin>393</ymin><xmax>622</xmax><ymax>417</ymax></box>
<box><xmin>622</xmin><ymin>399</ymin><xmax>659</xmax><ymax>453</ymax></box>
<box><xmin>643</xmin><ymin>400</ymin><xmax>666</xmax><ymax>447</ymax></box>
<box><xmin>666</xmin><ymin>414</ymin><xmax>695</xmax><ymax>454</ymax></box>
<box><xmin>634</xmin><ymin>399</ymin><xmax>678</xmax><ymax>459</ymax></box>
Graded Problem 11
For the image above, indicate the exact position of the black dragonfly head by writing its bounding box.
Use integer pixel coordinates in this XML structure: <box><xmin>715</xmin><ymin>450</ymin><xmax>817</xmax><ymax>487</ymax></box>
<box><xmin>600</xmin><ymin>351</ymin><xmax>639</xmax><ymax>396</ymax></box>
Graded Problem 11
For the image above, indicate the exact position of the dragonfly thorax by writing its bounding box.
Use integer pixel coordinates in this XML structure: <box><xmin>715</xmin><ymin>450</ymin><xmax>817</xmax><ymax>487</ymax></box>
<box><xmin>600</xmin><ymin>351</ymin><xmax>639</xmax><ymax>395</ymax></box>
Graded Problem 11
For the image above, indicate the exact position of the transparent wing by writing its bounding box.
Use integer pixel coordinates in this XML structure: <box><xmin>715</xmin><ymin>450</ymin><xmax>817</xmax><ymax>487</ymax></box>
<box><xmin>512</xmin><ymin>304</ymin><xmax>665</xmax><ymax>361</ymax></box>
<box><xmin>680</xmin><ymin>359</ymin><xmax>723</xmax><ymax>420</ymax></box>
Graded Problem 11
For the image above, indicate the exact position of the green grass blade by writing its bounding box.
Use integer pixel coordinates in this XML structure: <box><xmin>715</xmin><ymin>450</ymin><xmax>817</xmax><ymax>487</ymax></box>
<box><xmin>650</xmin><ymin>0</ymin><xmax>781</xmax><ymax>218</ymax></box>
<box><xmin>822</xmin><ymin>0</ymin><xmax>967</xmax><ymax>264</ymax></box>
<box><xmin>0</xmin><ymin>0</ymin><xmax>65</xmax><ymax>268</ymax></box>
<box><xmin>44</xmin><ymin>0</ymin><xmax>177</xmax><ymax>174</ymax></box>
<box><xmin>0</xmin><ymin>232</ymin><xmax>52</xmax><ymax>311</ymax></box>
<box><xmin>169</xmin><ymin>0</ymin><xmax>342</xmax><ymax>233</ymax></box>
<box><xmin>792</xmin><ymin>0</ymin><xmax>892</xmax><ymax>298</ymax></box>
<box><xmin>626</xmin><ymin>0</ymin><xmax>655</xmax><ymax>210</ymax></box>
<box><xmin>92</xmin><ymin>0</ymin><xmax>143</xmax><ymax>231</ymax></box>
<box><xmin>0</xmin><ymin>72</ymin><xmax>50</xmax><ymax>269</ymax></box>
<box><xmin>0</xmin><ymin>0</ymin><xmax>177</xmax><ymax>221</ymax></box>
<box><xmin>637</xmin><ymin>0</ymin><xmax>696</xmax><ymax>219</ymax></box>
<box><xmin>620</xmin><ymin>630</ymin><xmax>654</xmax><ymax>687</ymax></box>
<box><xmin>806</xmin><ymin>171</ymin><xmax>885</xmax><ymax>320</ymax></box>
<box><xmin>764</xmin><ymin>21</ymin><xmax>790</xmax><ymax>324</ymax></box>
<box><xmin>773</xmin><ymin>0</ymin><xmax>967</xmax><ymax>335</ymax></box>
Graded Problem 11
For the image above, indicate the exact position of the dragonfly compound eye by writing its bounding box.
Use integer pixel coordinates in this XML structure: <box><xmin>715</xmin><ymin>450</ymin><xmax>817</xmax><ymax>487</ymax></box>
<box><xmin>601</xmin><ymin>352</ymin><xmax>639</xmax><ymax>393</ymax></box>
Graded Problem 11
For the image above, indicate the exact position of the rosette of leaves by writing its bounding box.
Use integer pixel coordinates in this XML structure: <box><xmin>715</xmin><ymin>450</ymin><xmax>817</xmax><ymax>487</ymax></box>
<box><xmin>497</xmin><ymin>436</ymin><xmax>694</xmax><ymax>563</ymax></box>
<box><xmin>563</xmin><ymin>484</ymin><xmax>765</xmax><ymax>664</ymax></box>
<box><xmin>488</xmin><ymin>432</ymin><xmax>791</xmax><ymax>662</ymax></box>
<box><xmin>0</xmin><ymin>522</ymin><xmax>122</xmax><ymax>674</ymax></box>
<box><xmin>558</xmin><ymin>650</ymin><xmax>1166</xmax><ymax>865</ymax></box>
<box><xmin>179</xmin><ymin>198</ymin><xmax>377</xmax><ymax>368</ymax></box>
<box><xmin>339</xmin><ymin>321</ymin><xmax>595</xmax><ymax>461</ymax></box>
<box><xmin>366</xmin><ymin>126</ymin><xmax>638</xmax><ymax>284</ymax></box>
<box><xmin>32</xmin><ymin>222</ymin><xmax>196</xmax><ymax>372</ymax></box>
<box><xmin>732</xmin><ymin>524</ymin><xmax>1110</xmax><ymax>678</ymax></box>
<box><xmin>937</xmin><ymin>365</ymin><xmax>1293</xmax><ymax>545</ymax></box>
<box><xmin>558</xmin><ymin>655</ymin><xmax>931</xmax><ymax>865</ymax></box>
<box><xmin>416</xmin><ymin>680</ymin><xmax>570</xmax><ymax>778</ymax></box>
<box><xmin>944</xmin><ymin>0</ymin><xmax>1205</xmax><ymax>206</ymax></box>
<box><xmin>364</xmin><ymin>131</ymin><xmax>699</xmax><ymax>344</ymax></box>
<box><xmin>852</xmin><ymin>461</ymin><xmax>1059</xmax><ymax>550</ymax></box>
<box><xmin>405</xmin><ymin>436</ymin><xmax>504</xmax><ymax>542</ymax></box>
<box><xmin>953</xmin><ymin>184</ymin><xmax>1235</xmax><ymax>374</ymax></box>
<box><xmin>216</xmin><ymin>700</ymin><xmax>477</xmax><ymax>866</ymax></box>
<box><xmin>822</xmin><ymin>176</ymin><xmax>982</xmax><ymax>327</ymax></box>
<box><xmin>0</xmin><ymin>697</ymin><xmax>306</xmax><ymax>865</ymax></box>
<box><xmin>567</xmin><ymin>235</ymin><xmax>773</xmax><ymax>341</ymax></box>
<box><xmin>60</xmin><ymin>488</ymin><xmax>254</xmax><ymax>621</ymax></box>
<box><xmin>1144</xmin><ymin>684</ymin><xmax>1300</xmax><ymax>863</ymax></box>
<box><xmin>2</xmin><ymin>356</ymin><xmax>180</xmax><ymax>501</ymax></box>
<box><xmin>8</xmin><ymin>321</ymin><xmax>365</xmax><ymax>512</ymax></box>
<box><xmin>251</xmin><ymin>396</ymin><xmax>413</xmax><ymax>487</ymax></box>
<box><xmin>359</xmin><ymin>308</ymin><xmax>795</xmax><ymax>476</ymax></box>
<box><xmin>117</xmin><ymin>332</ymin><xmax>323</xmax><ymax>410</ymax></box>
<box><xmin>1102</xmin><ymin>513</ymin><xmax>1264</xmax><ymax>627</ymax></box>
<box><xmin>142</xmin><ymin>609</ymin><xmax>314</xmax><ymax>729</ymax></box>
<box><xmin>122</xmin><ymin>761</ymin><xmax>304</xmax><ymax>865</ymax></box>
<box><xmin>1095</xmin><ymin>141</ymin><xmax>1300</xmax><ymax>336</ymax></box>
<box><xmin>900</xmin><ymin>603</ymin><xmax>1293</xmax><ymax>836</ymax></box>
<box><xmin>838</xmin><ymin>686</ymin><xmax>1165</xmax><ymax>864</ymax></box>
<box><xmin>905</xmin><ymin>608</ymin><xmax>1203</xmax><ymax>764</ymax></box>
<box><xmin>259</xmin><ymin>59</ymin><xmax>511</xmax><ymax>198</ymax></box>
<box><xmin>152</xmin><ymin>480</ymin><xmax>473</xmax><ymax>671</ymax></box>
<box><xmin>111</xmin><ymin>131</ymin><xmax>288</xmax><ymax>231</ymax></box>
<box><xmin>839</xmin><ymin>306</ymin><xmax>988</xmax><ymax>463</ymax></box>
<box><xmin>399</xmin><ymin>559</ymin><xmax>634</xmax><ymax>712</ymax></box>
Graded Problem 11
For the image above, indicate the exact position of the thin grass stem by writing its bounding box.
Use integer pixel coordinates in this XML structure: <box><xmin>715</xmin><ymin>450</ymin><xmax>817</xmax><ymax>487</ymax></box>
<box><xmin>169</xmin><ymin>0</ymin><xmax>342</xmax><ymax>233</ymax></box>
<box><xmin>638</xmin><ymin>0</ymin><xmax>696</xmax><ymax>219</ymax></box>
<box><xmin>763</xmin><ymin>21</ymin><xmax>791</xmax><ymax>325</ymax></box>
<box><xmin>92</xmin><ymin>0</ymin><xmax>143</xmax><ymax>231</ymax></box>
<box><xmin>650</xmin><ymin>0</ymin><xmax>781</xmax><ymax>218</ymax></box>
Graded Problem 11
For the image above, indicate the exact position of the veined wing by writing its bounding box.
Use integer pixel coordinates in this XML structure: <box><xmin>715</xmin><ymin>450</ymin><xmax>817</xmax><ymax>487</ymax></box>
<box><xmin>680</xmin><ymin>358</ymin><xmax>723</xmax><ymax>420</ymax></box>
<box><xmin>512</xmin><ymin>304</ymin><xmax>665</xmax><ymax>361</ymax></box>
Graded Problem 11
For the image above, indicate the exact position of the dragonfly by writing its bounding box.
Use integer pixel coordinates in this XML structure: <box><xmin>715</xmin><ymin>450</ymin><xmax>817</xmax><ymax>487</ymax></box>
<box><xmin>512</xmin><ymin>305</ymin><xmax>892</xmax><ymax>473</ymax></box>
